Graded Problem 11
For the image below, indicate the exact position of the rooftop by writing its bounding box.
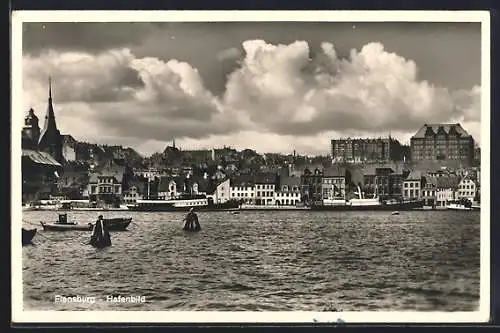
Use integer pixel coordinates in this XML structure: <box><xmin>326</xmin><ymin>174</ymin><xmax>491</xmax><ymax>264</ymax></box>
<box><xmin>22</xmin><ymin>149</ymin><xmax>61</xmax><ymax>167</ymax></box>
<box><xmin>412</xmin><ymin>123</ymin><xmax>471</xmax><ymax>139</ymax></box>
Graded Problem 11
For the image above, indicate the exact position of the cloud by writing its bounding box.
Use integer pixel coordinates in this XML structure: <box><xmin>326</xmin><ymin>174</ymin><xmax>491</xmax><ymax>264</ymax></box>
<box><xmin>22</xmin><ymin>22</ymin><xmax>165</xmax><ymax>55</ymax></box>
<box><xmin>223</xmin><ymin>40</ymin><xmax>480</xmax><ymax>136</ymax></box>
<box><xmin>23</xmin><ymin>49</ymin><xmax>142</xmax><ymax>104</ymax></box>
<box><xmin>216</xmin><ymin>47</ymin><xmax>243</xmax><ymax>62</ymax></box>
<box><xmin>22</xmin><ymin>40</ymin><xmax>481</xmax><ymax>155</ymax></box>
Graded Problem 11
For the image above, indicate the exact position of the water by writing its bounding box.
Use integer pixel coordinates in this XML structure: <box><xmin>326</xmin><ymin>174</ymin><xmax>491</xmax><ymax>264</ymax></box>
<box><xmin>21</xmin><ymin>210</ymin><xmax>480</xmax><ymax>311</ymax></box>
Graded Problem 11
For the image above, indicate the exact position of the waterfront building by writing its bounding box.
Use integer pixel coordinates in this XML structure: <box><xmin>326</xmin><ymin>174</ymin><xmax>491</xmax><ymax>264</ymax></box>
<box><xmin>275</xmin><ymin>176</ymin><xmax>301</xmax><ymax>206</ymax></box>
<box><xmin>210</xmin><ymin>178</ymin><xmax>231</xmax><ymax>204</ymax></box>
<box><xmin>87</xmin><ymin>162</ymin><xmax>129</xmax><ymax>205</ymax></box>
<box><xmin>122</xmin><ymin>185</ymin><xmax>144</xmax><ymax>204</ymax></box>
<box><xmin>330</xmin><ymin>137</ymin><xmax>404</xmax><ymax>164</ymax></box>
<box><xmin>21</xmin><ymin>150</ymin><xmax>62</xmax><ymax>203</ymax></box>
<box><xmin>229</xmin><ymin>175</ymin><xmax>255</xmax><ymax>204</ymax></box>
<box><xmin>435</xmin><ymin>176</ymin><xmax>460</xmax><ymax>208</ymax></box>
<box><xmin>402</xmin><ymin>171</ymin><xmax>423</xmax><ymax>200</ymax></box>
<box><xmin>300</xmin><ymin>167</ymin><xmax>324</xmax><ymax>204</ymax></box>
<box><xmin>456</xmin><ymin>176</ymin><xmax>478</xmax><ymax>201</ymax></box>
<box><xmin>321</xmin><ymin>166</ymin><xmax>346</xmax><ymax>202</ymax></box>
<box><xmin>410</xmin><ymin>123</ymin><xmax>475</xmax><ymax>167</ymax></box>
<box><xmin>254</xmin><ymin>173</ymin><xmax>278</xmax><ymax>206</ymax></box>
<box><xmin>421</xmin><ymin>178</ymin><xmax>437</xmax><ymax>207</ymax></box>
<box><xmin>363</xmin><ymin>167</ymin><xmax>404</xmax><ymax>198</ymax></box>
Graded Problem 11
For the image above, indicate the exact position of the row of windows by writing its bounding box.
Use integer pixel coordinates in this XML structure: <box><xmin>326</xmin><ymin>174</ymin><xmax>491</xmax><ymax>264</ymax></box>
<box><xmin>403</xmin><ymin>189</ymin><xmax>420</xmax><ymax>198</ymax></box>
<box><xmin>275</xmin><ymin>193</ymin><xmax>300</xmax><ymax>197</ymax></box>
<box><xmin>97</xmin><ymin>177</ymin><xmax>116</xmax><ymax>184</ymax></box>
<box><xmin>256</xmin><ymin>191</ymin><xmax>274</xmax><ymax>197</ymax></box>
<box><xmin>232</xmin><ymin>186</ymin><xmax>253</xmax><ymax>191</ymax></box>
<box><xmin>275</xmin><ymin>199</ymin><xmax>300</xmax><ymax>205</ymax></box>
<box><xmin>458</xmin><ymin>191</ymin><xmax>476</xmax><ymax>197</ymax></box>
<box><xmin>323</xmin><ymin>179</ymin><xmax>344</xmax><ymax>184</ymax></box>
<box><xmin>90</xmin><ymin>185</ymin><xmax>121</xmax><ymax>194</ymax></box>
<box><xmin>232</xmin><ymin>192</ymin><xmax>254</xmax><ymax>197</ymax></box>
<box><xmin>256</xmin><ymin>184</ymin><xmax>274</xmax><ymax>189</ymax></box>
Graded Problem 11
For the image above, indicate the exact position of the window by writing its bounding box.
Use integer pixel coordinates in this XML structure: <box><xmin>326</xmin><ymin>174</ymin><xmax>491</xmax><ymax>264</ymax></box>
<box><xmin>257</xmin><ymin>191</ymin><xmax>261</xmax><ymax>196</ymax></box>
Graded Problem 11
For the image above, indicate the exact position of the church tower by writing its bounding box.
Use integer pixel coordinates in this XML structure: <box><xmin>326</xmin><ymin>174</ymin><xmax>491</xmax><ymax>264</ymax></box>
<box><xmin>38</xmin><ymin>77</ymin><xmax>63</xmax><ymax>163</ymax></box>
<box><xmin>21</xmin><ymin>108</ymin><xmax>41</xmax><ymax>149</ymax></box>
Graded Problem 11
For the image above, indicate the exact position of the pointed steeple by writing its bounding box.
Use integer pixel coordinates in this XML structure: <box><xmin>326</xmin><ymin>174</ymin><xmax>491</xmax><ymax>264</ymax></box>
<box><xmin>38</xmin><ymin>76</ymin><xmax>59</xmax><ymax>145</ymax></box>
<box><xmin>38</xmin><ymin>76</ymin><xmax>63</xmax><ymax>162</ymax></box>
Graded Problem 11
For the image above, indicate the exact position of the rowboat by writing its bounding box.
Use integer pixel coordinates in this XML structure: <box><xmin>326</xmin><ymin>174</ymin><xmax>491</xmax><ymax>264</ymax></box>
<box><xmin>40</xmin><ymin>222</ymin><xmax>93</xmax><ymax>231</ymax></box>
<box><xmin>22</xmin><ymin>228</ymin><xmax>37</xmax><ymax>245</ymax></box>
<box><xmin>41</xmin><ymin>217</ymin><xmax>133</xmax><ymax>232</ymax></box>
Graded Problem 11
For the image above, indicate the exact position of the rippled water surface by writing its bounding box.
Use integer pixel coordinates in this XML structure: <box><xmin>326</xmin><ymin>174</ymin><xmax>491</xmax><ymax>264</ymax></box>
<box><xmin>21</xmin><ymin>210</ymin><xmax>480</xmax><ymax>311</ymax></box>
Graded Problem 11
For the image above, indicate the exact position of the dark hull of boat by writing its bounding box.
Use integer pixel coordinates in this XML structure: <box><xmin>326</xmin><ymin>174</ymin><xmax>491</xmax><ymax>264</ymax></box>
<box><xmin>22</xmin><ymin>228</ymin><xmax>37</xmax><ymax>245</ymax></box>
<box><xmin>41</xmin><ymin>222</ymin><xmax>92</xmax><ymax>231</ymax></box>
<box><xmin>310</xmin><ymin>200</ymin><xmax>425</xmax><ymax>211</ymax></box>
<box><xmin>128</xmin><ymin>202</ymin><xmax>240</xmax><ymax>212</ymax></box>
<box><xmin>41</xmin><ymin>218</ymin><xmax>132</xmax><ymax>231</ymax></box>
<box><xmin>105</xmin><ymin>218</ymin><xmax>132</xmax><ymax>231</ymax></box>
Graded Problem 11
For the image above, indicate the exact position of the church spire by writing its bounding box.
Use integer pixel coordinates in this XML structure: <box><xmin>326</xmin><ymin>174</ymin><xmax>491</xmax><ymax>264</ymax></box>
<box><xmin>39</xmin><ymin>76</ymin><xmax>58</xmax><ymax>144</ymax></box>
<box><xmin>38</xmin><ymin>76</ymin><xmax>63</xmax><ymax>162</ymax></box>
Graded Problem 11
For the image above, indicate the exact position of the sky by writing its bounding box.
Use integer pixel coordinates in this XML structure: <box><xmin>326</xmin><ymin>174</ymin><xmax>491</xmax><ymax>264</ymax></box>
<box><xmin>21</xmin><ymin>21</ymin><xmax>482</xmax><ymax>156</ymax></box>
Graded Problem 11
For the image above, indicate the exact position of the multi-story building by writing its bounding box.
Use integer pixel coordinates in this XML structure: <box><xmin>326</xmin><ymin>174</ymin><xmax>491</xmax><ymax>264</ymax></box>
<box><xmin>123</xmin><ymin>185</ymin><xmax>144</xmax><ymax>204</ymax></box>
<box><xmin>210</xmin><ymin>178</ymin><xmax>230</xmax><ymax>204</ymax></box>
<box><xmin>421</xmin><ymin>178</ymin><xmax>437</xmax><ymax>207</ymax></box>
<box><xmin>87</xmin><ymin>163</ymin><xmax>128</xmax><ymax>205</ymax></box>
<box><xmin>410</xmin><ymin>123</ymin><xmax>475</xmax><ymax>167</ymax></box>
<box><xmin>331</xmin><ymin>137</ymin><xmax>404</xmax><ymax>164</ymax></box>
<box><xmin>300</xmin><ymin>167</ymin><xmax>324</xmax><ymax>204</ymax></box>
<box><xmin>275</xmin><ymin>176</ymin><xmax>301</xmax><ymax>206</ymax></box>
<box><xmin>254</xmin><ymin>173</ymin><xmax>278</xmax><ymax>206</ymax></box>
<box><xmin>157</xmin><ymin>176</ymin><xmax>182</xmax><ymax>199</ymax></box>
<box><xmin>456</xmin><ymin>176</ymin><xmax>478</xmax><ymax>201</ymax></box>
<box><xmin>402</xmin><ymin>171</ymin><xmax>423</xmax><ymax>200</ymax></box>
<box><xmin>435</xmin><ymin>176</ymin><xmax>460</xmax><ymax>208</ymax></box>
<box><xmin>363</xmin><ymin>167</ymin><xmax>404</xmax><ymax>198</ymax></box>
<box><xmin>321</xmin><ymin>166</ymin><xmax>346</xmax><ymax>203</ymax></box>
<box><xmin>230</xmin><ymin>175</ymin><xmax>255</xmax><ymax>204</ymax></box>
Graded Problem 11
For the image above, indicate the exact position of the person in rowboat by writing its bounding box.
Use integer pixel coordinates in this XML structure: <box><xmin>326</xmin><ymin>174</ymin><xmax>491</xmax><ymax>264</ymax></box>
<box><xmin>183</xmin><ymin>207</ymin><xmax>201</xmax><ymax>231</ymax></box>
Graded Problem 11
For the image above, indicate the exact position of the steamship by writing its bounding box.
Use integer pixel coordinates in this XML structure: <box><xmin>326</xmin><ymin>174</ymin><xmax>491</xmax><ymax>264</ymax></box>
<box><xmin>309</xmin><ymin>185</ymin><xmax>425</xmax><ymax>211</ymax></box>
<box><xmin>126</xmin><ymin>194</ymin><xmax>240</xmax><ymax>212</ymax></box>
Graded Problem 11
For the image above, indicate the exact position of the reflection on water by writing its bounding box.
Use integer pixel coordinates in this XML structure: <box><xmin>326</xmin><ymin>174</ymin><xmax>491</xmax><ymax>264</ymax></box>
<box><xmin>21</xmin><ymin>210</ymin><xmax>480</xmax><ymax>311</ymax></box>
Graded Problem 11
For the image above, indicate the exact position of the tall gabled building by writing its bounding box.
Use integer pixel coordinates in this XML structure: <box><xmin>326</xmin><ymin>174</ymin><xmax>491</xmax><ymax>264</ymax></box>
<box><xmin>38</xmin><ymin>77</ymin><xmax>63</xmax><ymax>163</ymax></box>
<box><xmin>410</xmin><ymin>123</ymin><xmax>474</xmax><ymax>168</ymax></box>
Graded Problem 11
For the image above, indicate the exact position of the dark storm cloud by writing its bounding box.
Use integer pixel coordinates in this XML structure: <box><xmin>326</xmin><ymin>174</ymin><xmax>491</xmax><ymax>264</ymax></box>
<box><xmin>22</xmin><ymin>22</ymin><xmax>167</xmax><ymax>54</ymax></box>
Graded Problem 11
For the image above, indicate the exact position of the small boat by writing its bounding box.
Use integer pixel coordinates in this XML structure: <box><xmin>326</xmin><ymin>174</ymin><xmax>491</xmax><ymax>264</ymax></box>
<box><xmin>40</xmin><ymin>221</ymin><xmax>93</xmax><ymax>231</ymax></box>
<box><xmin>391</xmin><ymin>211</ymin><xmax>400</xmax><ymax>215</ymax></box>
<box><xmin>446</xmin><ymin>203</ymin><xmax>474</xmax><ymax>211</ymax></box>
<box><xmin>230</xmin><ymin>211</ymin><xmax>240</xmax><ymax>215</ymax></box>
<box><xmin>102</xmin><ymin>218</ymin><xmax>132</xmax><ymax>231</ymax></box>
<box><xmin>22</xmin><ymin>228</ymin><xmax>37</xmax><ymax>245</ymax></box>
<box><xmin>40</xmin><ymin>214</ymin><xmax>133</xmax><ymax>232</ymax></box>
